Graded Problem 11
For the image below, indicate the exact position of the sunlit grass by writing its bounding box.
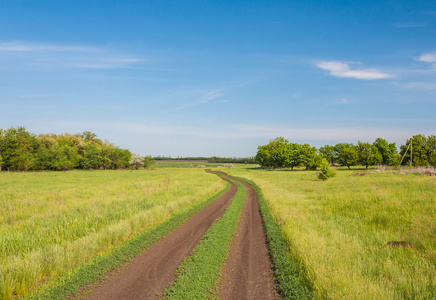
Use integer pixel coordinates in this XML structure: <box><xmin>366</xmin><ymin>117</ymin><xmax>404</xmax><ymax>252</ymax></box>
<box><xmin>223</xmin><ymin>167</ymin><xmax>436</xmax><ymax>299</ymax></box>
<box><xmin>0</xmin><ymin>169</ymin><xmax>225</xmax><ymax>299</ymax></box>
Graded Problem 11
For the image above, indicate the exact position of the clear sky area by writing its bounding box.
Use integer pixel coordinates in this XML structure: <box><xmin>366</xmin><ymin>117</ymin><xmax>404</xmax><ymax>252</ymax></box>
<box><xmin>1</xmin><ymin>0</ymin><xmax>435</xmax><ymax>157</ymax></box>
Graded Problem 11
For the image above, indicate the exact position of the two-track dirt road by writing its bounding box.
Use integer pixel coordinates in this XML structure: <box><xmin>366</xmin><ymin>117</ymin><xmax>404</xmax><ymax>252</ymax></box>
<box><xmin>84</xmin><ymin>173</ymin><xmax>277</xmax><ymax>299</ymax></box>
<box><xmin>217</xmin><ymin>179</ymin><xmax>277</xmax><ymax>299</ymax></box>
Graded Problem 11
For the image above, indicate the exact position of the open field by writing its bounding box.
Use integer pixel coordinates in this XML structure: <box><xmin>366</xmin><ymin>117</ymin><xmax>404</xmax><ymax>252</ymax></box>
<box><xmin>2</xmin><ymin>165</ymin><xmax>435</xmax><ymax>299</ymax></box>
<box><xmin>223</xmin><ymin>167</ymin><xmax>436</xmax><ymax>299</ymax></box>
<box><xmin>0</xmin><ymin>169</ymin><xmax>225</xmax><ymax>299</ymax></box>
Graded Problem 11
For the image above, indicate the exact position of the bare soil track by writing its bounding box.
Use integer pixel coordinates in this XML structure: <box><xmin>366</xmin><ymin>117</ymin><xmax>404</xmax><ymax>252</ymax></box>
<box><xmin>84</xmin><ymin>175</ymin><xmax>236</xmax><ymax>300</ymax></box>
<box><xmin>217</xmin><ymin>178</ymin><xmax>278</xmax><ymax>300</ymax></box>
<box><xmin>83</xmin><ymin>173</ymin><xmax>277</xmax><ymax>300</ymax></box>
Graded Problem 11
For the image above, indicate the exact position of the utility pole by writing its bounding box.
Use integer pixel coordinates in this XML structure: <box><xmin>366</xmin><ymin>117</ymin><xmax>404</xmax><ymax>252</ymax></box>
<box><xmin>410</xmin><ymin>139</ymin><xmax>413</xmax><ymax>166</ymax></box>
<box><xmin>399</xmin><ymin>138</ymin><xmax>413</xmax><ymax>166</ymax></box>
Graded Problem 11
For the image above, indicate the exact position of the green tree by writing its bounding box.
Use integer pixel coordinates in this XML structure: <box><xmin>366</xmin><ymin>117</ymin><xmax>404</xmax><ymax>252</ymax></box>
<box><xmin>373</xmin><ymin>138</ymin><xmax>398</xmax><ymax>165</ymax></box>
<box><xmin>358</xmin><ymin>141</ymin><xmax>382</xmax><ymax>169</ymax></box>
<box><xmin>256</xmin><ymin>137</ymin><xmax>290</xmax><ymax>168</ymax></box>
<box><xmin>0</xmin><ymin>153</ymin><xmax>4</xmax><ymax>171</ymax></box>
<box><xmin>282</xmin><ymin>143</ymin><xmax>301</xmax><ymax>170</ymax></box>
<box><xmin>400</xmin><ymin>134</ymin><xmax>429</xmax><ymax>166</ymax></box>
<box><xmin>34</xmin><ymin>146</ymin><xmax>55</xmax><ymax>170</ymax></box>
<box><xmin>112</xmin><ymin>148</ymin><xmax>131</xmax><ymax>169</ymax></box>
<box><xmin>318</xmin><ymin>158</ymin><xmax>336</xmax><ymax>180</ymax></box>
<box><xmin>319</xmin><ymin>145</ymin><xmax>337</xmax><ymax>164</ymax></box>
<box><xmin>255</xmin><ymin>144</ymin><xmax>273</xmax><ymax>168</ymax></box>
<box><xmin>427</xmin><ymin>135</ymin><xmax>436</xmax><ymax>166</ymax></box>
<box><xmin>299</xmin><ymin>144</ymin><xmax>319</xmax><ymax>170</ymax></box>
<box><xmin>143</xmin><ymin>155</ymin><xmax>155</xmax><ymax>168</ymax></box>
<box><xmin>0</xmin><ymin>127</ymin><xmax>37</xmax><ymax>170</ymax></box>
<box><xmin>335</xmin><ymin>143</ymin><xmax>359</xmax><ymax>169</ymax></box>
<box><xmin>80</xmin><ymin>144</ymin><xmax>102</xmax><ymax>169</ymax></box>
<box><xmin>52</xmin><ymin>145</ymin><xmax>79</xmax><ymax>170</ymax></box>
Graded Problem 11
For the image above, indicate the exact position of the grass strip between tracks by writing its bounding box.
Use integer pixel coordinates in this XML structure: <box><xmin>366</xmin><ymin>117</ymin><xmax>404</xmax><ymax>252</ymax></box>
<box><xmin>21</xmin><ymin>183</ymin><xmax>231</xmax><ymax>300</ymax></box>
<box><xmin>163</xmin><ymin>177</ymin><xmax>246</xmax><ymax>299</ymax></box>
<box><xmin>235</xmin><ymin>176</ymin><xmax>313</xmax><ymax>300</ymax></box>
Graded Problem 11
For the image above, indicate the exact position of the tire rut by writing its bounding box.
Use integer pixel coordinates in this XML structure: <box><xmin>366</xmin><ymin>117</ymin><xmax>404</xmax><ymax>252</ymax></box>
<box><xmin>84</xmin><ymin>176</ymin><xmax>237</xmax><ymax>300</ymax></box>
<box><xmin>217</xmin><ymin>177</ymin><xmax>278</xmax><ymax>300</ymax></box>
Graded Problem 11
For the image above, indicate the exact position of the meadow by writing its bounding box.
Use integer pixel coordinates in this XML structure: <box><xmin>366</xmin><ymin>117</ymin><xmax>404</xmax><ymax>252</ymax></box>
<box><xmin>0</xmin><ymin>169</ymin><xmax>225</xmax><ymax>299</ymax></box>
<box><xmin>223</xmin><ymin>167</ymin><xmax>436</xmax><ymax>299</ymax></box>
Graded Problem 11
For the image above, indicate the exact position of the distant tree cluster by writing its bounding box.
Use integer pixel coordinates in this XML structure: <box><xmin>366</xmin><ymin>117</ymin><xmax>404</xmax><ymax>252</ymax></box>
<box><xmin>153</xmin><ymin>156</ymin><xmax>209</xmax><ymax>161</ymax></box>
<box><xmin>256</xmin><ymin>135</ymin><xmax>436</xmax><ymax>169</ymax></box>
<box><xmin>319</xmin><ymin>138</ymin><xmax>398</xmax><ymax>169</ymax></box>
<box><xmin>152</xmin><ymin>156</ymin><xmax>256</xmax><ymax>164</ymax></box>
<box><xmin>399</xmin><ymin>134</ymin><xmax>436</xmax><ymax>166</ymax></box>
<box><xmin>207</xmin><ymin>156</ymin><xmax>256</xmax><ymax>164</ymax></box>
<box><xmin>255</xmin><ymin>137</ymin><xmax>321</xmax><ymax>170</ymax></box>
<box><xmin>0</xmin><ymin>127</ymin><xmax>133</xmax><ymax>171</ymax></box>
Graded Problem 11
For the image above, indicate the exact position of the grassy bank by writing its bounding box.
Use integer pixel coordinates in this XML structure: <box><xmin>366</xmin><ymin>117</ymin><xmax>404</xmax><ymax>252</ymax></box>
<box><xmin>224</xmin><ymin>167</ymin><xmax>436</xmax><ymax>299</ymax></box>
<box><xmin>163</xmin><ymin>176</ymin><xmax>246</xmax><ymax>299</ymax></box>
<box><xmin>0</xmin><ymin>169</ymin><xmax>225</xmax><ymax>299</ymax></box>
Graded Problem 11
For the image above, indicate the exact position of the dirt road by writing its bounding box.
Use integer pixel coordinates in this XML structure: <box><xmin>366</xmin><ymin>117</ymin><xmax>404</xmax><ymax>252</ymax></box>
<box><xmin>84</xmin><ymin>173</ymin><xmax>277</xmax><ymax>299</ymax></box>
<box><xmin>217</xmin><ymin>178</ymin><xmax>277</xmax><ymax>299</ymax></box>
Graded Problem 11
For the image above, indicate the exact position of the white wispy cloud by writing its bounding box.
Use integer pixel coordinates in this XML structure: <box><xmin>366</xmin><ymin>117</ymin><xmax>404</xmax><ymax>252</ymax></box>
<box><xmin>338</xmin><ymin>98</ymin><xmax>351</xmax><ymax>105</ymax></box>
<box><xmin>176</xmin><ymin>90</ymin><xmax>224</xmax><ymax>110</ymax></box>
<box><xmin>0</xmin><ymin>41</ymin><xmax>99</xmax><ymax>52</ymax></box>
<box><xmin>0</xmin><ymin>41</ymin><xmax>144</xmax><ymax>69</ymax></box>
<box><xmin>68</xmin><ymin>121</ymin><xmax>431</xmax><ymax>146</ymax></box>
<box><xmin>316</xmin><ymin>61</ymin><xmax>392</xmax><ymax>80</ymax></box>
<box><xmin>416</xmin><ymin>52</ymin><xmax>436</xmax><ymax>64</ymax></box>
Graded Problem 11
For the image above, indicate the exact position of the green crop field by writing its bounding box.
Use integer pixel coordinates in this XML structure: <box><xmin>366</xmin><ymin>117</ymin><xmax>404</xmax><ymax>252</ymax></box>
<box><xmin>0</xmin><ymin>169</ymin><xmax>225</xmax><ymax>299</ymax></box>
<box><xmin>222</xmin><ymin>167</ymin><xmax>436</xmax><ymax>299</ymax></box>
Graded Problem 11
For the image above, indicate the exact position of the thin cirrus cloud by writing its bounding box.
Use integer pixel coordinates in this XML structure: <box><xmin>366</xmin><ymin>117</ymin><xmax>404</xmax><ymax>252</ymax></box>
<box><xmin>176</xmin><ymin>90</ymin><xmax>224</xmax><ymax>110</ymax></box>
<box><xmin>316</xmin><ymin>61</ymin><xmax>392</xmax><ymax>80</ymax></box>
<box><xmin>97</xmin><ymin>121</ymin><xmax>423</xmax><ymax>146</ymax></box>
<box><xmin>0</xmin><ymin>41</ymin><xmax>100</xmax><ymax>52</ymax></box>
<box><xmin>0</xmin><ymin>41</ymin><xmax>144</xmax><ymax>69</ymax></box>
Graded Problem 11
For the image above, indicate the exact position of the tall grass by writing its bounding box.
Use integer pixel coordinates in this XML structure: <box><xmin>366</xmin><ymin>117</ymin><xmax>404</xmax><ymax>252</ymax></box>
<box><xmin>0</xmin><ymin>169</ymin><xmax>225</xmax><ymax>299</ymax></box>
<box><xmin>224</xmin><ymin>167</ymin><xmax>436</xmax><ymax>299</ymax></box>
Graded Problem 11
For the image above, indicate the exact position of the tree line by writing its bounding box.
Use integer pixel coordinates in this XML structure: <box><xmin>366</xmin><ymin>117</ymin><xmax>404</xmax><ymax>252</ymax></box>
<box><xmin>207</xmin><ymin>156</ymin><xmax>256</xmax><ymax>164</ymax></box>
<box><xmin>255</xmin><ymin>135</ymin><xmax>436</xmax><ymax>169</ymax></box>
<box><xmin>152</xmin><ymin>156</ymin><xmax>256</xmax><ymax>164</ymax></box>
<box><xmin>0</xmin><ymin>127</ymin><xmax>141</xmax><ymax>171</ymax></box>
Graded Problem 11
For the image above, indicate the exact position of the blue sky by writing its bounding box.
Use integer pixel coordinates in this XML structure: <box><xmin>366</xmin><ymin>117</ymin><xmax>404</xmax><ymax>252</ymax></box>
<box><xmin>1</xmin><ymin>0</ymin><xmax>435</xmax><ymax>157</ymax></box>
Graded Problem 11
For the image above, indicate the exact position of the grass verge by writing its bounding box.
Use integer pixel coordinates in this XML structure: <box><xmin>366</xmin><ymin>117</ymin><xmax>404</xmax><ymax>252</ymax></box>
<box><xmin>229</xmin><ymin>175</ymin><xmax>313</xmax><ymax>300</ymax></box>
<box><xmin>21</xmin><ymin>183</ymin><xmax>230</xmax><ymax>300</ymax></box>
<box><xmin>163</xmin><ymin>175</ymin><xmax>246</xmax><ymax>299</ymax></box>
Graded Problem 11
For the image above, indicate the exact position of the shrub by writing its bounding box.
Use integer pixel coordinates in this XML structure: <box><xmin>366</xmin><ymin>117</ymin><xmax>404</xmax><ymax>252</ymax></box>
<box><xmin>318</xmin><ymin>159</ymin><xmax>336</xmax><ymax>180</ymax></box>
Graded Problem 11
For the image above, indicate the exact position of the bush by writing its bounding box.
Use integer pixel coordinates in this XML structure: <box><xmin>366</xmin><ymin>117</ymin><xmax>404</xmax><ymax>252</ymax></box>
<box><xmin>318</xmin><ymin>159</ymin><xmax>336</xmax><ymax>180</ymax></box>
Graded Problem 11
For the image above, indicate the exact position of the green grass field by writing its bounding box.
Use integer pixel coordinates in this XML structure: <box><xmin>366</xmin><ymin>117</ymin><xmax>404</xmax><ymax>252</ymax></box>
<box><xmin>222</xmin><ymin>167</ymin><xmax>436</xmax><ymax>299</ymax></box>
<box><xmin>2</xmin><ymin>165</ymin><xmax>435</xmax><ymax>299</ymax></box>
<box><xmin>0</xmin><ymin>169</ymin><xmax>225</xmax><ymax>299</ymax></box>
